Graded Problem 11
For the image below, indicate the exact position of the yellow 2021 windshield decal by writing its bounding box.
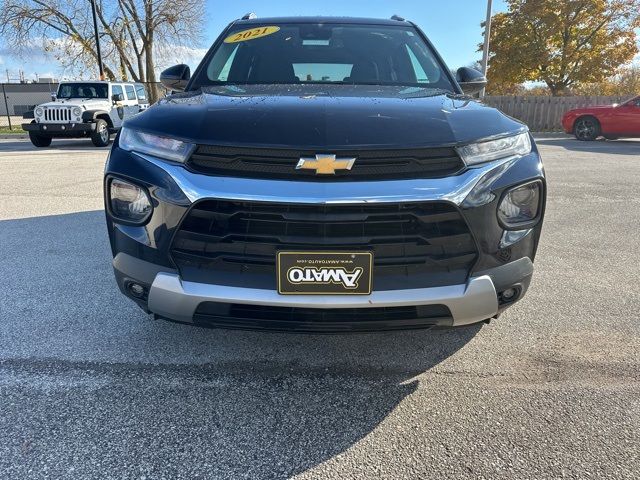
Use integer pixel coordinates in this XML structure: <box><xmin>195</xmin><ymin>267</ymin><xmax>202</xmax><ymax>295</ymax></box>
<box><xmin>224</xmin><ymin>26</ymin><xmax>280</xmax><ymax>44</ymax></box>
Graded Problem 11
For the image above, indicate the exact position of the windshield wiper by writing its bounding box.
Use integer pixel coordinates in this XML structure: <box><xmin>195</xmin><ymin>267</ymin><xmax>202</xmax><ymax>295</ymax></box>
<box><xmin>395</xmin><ymin>87</ymin><xmax>454</xmax><ymax>98</ymax></box>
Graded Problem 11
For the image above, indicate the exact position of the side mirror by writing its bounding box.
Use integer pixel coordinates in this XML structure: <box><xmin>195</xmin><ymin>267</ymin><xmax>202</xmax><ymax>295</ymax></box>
<box><xmin>456</xmin><ymin>67</ymin><xmax>487</xmax><ymax>95</ymax></box>
<box><xmin>112</xmin><ymin>93</ymin><xmax>124</xmax><ymax>102</ymax></box>
<box><xmin>160</xmin><ymin>64</ymin><xmax>191</xmax><ymax>92</ymax></box>
<box><xmin>51</xmin><ymin>93</ymin><xmax>57</xmax><ymax>101</ymax></box>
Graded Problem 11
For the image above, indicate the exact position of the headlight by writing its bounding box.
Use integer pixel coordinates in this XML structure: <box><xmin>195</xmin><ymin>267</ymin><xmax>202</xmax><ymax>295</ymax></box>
<box><xmin>72</xmin><ymin>107</ymin><xmax>82</xmax><ymax>117</ymax></box>
<box><xmin>35</xmin><ymin>107</ymin><xmax>44</xmax><ymax>117</ymax></box>
<box><xmin>498</xmin><ymin>181</ymin><xmax>542</xmax><ymax>229</ymax></box>
<box><xmin>108</xmin><ymin>177</ymin><xmax>152</xmax><ymax>224</ymax></box>
<box><xmin>457</xmin><ymin>132</ymin><xmax>531</xmax><ymax>166</ymax></box>
<box><xmin>118</xmin><ymin>127</ymin><xmax>195</xmax><ymax>163</ymax></box>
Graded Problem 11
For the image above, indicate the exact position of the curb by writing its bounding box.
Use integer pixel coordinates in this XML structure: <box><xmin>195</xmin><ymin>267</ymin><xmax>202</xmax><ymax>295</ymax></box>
<box><xmin>0</xmin><ymin>133</ymin><xmax>28</xmax><ymax>139</ymax></box>
<box><xmin>531</xmin><ymin>132</ymin><xmax>571</xmax><ymax>138</ymax></box>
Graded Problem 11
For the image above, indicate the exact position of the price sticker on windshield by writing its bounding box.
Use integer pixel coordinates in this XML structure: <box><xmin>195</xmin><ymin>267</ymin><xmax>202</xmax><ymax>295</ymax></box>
<box><xmin>224</xmin><ymin>26</ymin><xmax>281</xmax><ymax>43</ymax></box>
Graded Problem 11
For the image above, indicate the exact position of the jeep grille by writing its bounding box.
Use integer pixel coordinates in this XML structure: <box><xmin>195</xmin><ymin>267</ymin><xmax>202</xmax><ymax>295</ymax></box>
<box><xmin>43</xmin><ymin>107</ymin><xmax>72</xmax><ymax>123</ymax></box>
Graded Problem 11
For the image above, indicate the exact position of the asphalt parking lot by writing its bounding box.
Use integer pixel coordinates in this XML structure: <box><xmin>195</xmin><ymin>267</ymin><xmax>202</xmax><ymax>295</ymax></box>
<box><xmin>0</xmin><ymin>136</ymin><xmax>639</xmax><ymax>479</ymax></box>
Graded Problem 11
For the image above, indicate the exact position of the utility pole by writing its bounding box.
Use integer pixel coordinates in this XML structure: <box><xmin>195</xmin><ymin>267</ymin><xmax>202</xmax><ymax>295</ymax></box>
<box><xmin>480</xmin><ymin>0</ymin><xmax>493</xmax><ymax>98</ymax></box>
<box><xmin>90</xmin><ymin>0</ymin><xmax>105</xmax><ymax>80</ymax></box>
<box><xmin>2</xmin><ymin>83</ymin><xmax>12</xmax><ymax>130</ymax></box>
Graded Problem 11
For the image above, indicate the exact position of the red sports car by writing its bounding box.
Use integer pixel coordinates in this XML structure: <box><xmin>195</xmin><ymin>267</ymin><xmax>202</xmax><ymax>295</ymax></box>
<box><xmin>562</xmin><ymin>95</ymin><xmax>640</xmax><ymax>141</ymax></box>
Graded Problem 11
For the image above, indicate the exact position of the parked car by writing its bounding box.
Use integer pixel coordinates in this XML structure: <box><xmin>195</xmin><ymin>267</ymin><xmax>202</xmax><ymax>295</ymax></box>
<box><xmin>562</xmin><ymin>95</ymin><xmax>640</xmax><ymax>141</ymax></box>
<box><xmin>22</xmin><ymin>81</ymin><xmax>148</xmax><ymax>147</ymax></box>
<box><xmin>104</xmin><ymin>15</ymin><xmax>546</xmax><ymax>332</ymax></box>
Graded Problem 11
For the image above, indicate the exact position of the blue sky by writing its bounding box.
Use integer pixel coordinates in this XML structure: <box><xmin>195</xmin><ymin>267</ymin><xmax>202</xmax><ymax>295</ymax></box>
<box><xmin>1</xmin><ymin>0</ymin><xmax>507</xmax><ymax>81</ymax></box>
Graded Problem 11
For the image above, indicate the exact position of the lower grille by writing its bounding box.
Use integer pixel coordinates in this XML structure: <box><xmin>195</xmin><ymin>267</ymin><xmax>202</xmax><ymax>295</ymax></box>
<box><xmin>193</xmin><ymin>302</ymin><xmax>451</xmax><ymax>332</ymax></box>
<box><xmin>187</xmin><ymin>145</ymin><xmax>465</xmax><ymax>181</ymax></box>
<box><xmin>170</xmin><ymin>200</ymin><xmax>478</xmax><ymax>291</ymax></box>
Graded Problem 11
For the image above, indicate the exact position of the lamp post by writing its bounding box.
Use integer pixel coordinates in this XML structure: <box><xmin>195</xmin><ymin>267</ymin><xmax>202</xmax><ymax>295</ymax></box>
<box><xmin>90</xmin><ymin>0</ymin><xmax>105</xmax><ymax>80</ymax></box>
<box><xmin>480</xmin><ymin>0</ymin><xmax>493</xmax><ymax>98</ymax></box>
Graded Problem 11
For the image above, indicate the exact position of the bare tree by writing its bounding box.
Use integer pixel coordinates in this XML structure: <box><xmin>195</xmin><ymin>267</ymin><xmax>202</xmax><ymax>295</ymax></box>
<box><xmin>0</xmin><ymin>0</ymin><xmax>203</xmax><ymax>98</ymax></box>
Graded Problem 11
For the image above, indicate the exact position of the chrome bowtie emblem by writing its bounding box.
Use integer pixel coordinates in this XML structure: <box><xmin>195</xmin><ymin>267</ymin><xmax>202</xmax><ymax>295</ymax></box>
<box><xmin>296</xmin><ymin>154</ymin><xmax>356</xmax><ymax>175</ymax></box>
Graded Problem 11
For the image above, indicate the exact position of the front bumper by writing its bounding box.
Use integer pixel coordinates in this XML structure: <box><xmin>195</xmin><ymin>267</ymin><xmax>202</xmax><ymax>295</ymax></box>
<box><xmin>113</xmin><ymin>253</ymin><xmax>534</xmax><ymax>331</ymax></box>
<box><xmin>22</xmin><ymin>122</ymin><xmax>95</xmax><ymax>135</ymax></box>
<box><xmin>105</xmin><ymin>140</ymin><xmax>545</xmax><ymax>331</ymax></box>
<box><xmin>150</xmin><ymin>273</ymin><xmax>498</xmax><ymax>327</ymax></box>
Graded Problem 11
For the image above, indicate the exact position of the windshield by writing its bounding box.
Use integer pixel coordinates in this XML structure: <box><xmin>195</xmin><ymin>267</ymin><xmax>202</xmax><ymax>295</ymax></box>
<box><xmin>193</xmin><ymin>23</ymin><xmax>455</xmax><ymax>91</ymax></box>
<box><xmin>57</xmin><ymin>83</ymin><xmax>108</xmax><ymax>99</ymax></box>
<box><xmin>623</xmin><ymin>95</ymin><xmax>640</xmax><ymax>106</ymax></box>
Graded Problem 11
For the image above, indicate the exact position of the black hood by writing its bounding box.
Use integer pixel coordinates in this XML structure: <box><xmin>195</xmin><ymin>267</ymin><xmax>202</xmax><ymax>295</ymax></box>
<box><xmin>126</xmin><ymin>84</ymin><xmax>525</xmax><ymax>149</ymax></box>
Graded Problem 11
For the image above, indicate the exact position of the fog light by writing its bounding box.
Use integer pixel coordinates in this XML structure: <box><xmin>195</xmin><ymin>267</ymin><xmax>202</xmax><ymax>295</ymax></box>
<box><xmin>498</xmin><ymin>181</ymin><xmax>542</xmax><ymax>229</ymax></box>
<box><xmin>127</xmin><ymin>282</ymin><xmax>146</xmax><ymax>298</ymax></box>
<box><xmin>502</xmin><ymin>288</ymin><xmax>517</xmax><ymax>300</ymax></box>
<box><xmin>109</xmin><ymin>177</ymin><xmax>152</xmax><ymax>224</ymax></box>
<box><xmin>498</xmin><ymin>286</ymin><xmax>521</xmax><ymax>305</ymax></box>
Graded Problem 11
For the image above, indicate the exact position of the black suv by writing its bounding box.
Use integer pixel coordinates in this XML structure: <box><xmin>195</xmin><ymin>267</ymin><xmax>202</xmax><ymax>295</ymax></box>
<box><xmin>104</xmin><ymin>15</ymin><xmax>545</xmax><ymax>332</ymax></box>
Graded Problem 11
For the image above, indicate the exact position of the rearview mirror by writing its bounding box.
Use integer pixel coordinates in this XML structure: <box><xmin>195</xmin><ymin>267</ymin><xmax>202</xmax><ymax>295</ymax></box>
<box><xmin>112</xmin><ymin>93</ymin><xmax>124</xmax><ymax>102</ymax></box>
<box><xmin>160</xmin><ymin>64</ymin><xmax>191</xmax><ymax>92</ymax></box>
<box><xmin>456</xmin><ymin>67</ymin><xmax>487</xmax><ymax>95</ymax></box>
<box><xmin>51</xmin><ymin>93</ymin><xmax>57</xmax><ymax>101</ymax></box>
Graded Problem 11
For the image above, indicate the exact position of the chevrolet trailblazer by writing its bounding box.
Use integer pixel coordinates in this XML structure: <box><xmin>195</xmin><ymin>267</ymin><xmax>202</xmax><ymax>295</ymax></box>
<box><xmin>104</xmin><ymin>15</ymin><xmax>545</xmax><ymax>332</ymax></box>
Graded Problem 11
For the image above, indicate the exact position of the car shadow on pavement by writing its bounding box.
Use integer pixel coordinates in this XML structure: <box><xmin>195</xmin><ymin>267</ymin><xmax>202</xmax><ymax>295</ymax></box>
<box><xmin>1</xmin><ymin>210</ymin><xmax>481</xmax><ymax>478</ymax></box>
<box><xmin>534</xmin><ymin>137</ymin><xmax>640</xmax><ymax>155</ymax></box>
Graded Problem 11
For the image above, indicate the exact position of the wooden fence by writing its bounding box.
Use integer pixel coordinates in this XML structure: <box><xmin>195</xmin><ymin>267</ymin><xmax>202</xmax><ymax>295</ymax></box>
<box><xmin>483</xmin><ymin>95</ymin><xmax>631</xmax><ymax>132</ymax></box>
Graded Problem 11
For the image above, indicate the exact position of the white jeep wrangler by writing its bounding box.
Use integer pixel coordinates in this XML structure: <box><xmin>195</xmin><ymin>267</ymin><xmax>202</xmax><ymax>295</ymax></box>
<box><xmin>22</xmin><ymin>81</ymin><xmax>149</xmax><ymax>147</ymax></box>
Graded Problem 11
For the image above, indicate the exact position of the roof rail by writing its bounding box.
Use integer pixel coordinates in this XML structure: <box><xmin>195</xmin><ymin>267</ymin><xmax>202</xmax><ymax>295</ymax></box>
<box><xmin>390</xmin><ymin>15</ymin><xmax>406</xmax><ymax>22</ymax></box>
<box><xmin>241</xmin><ymin>12</ymin><xmax>257</xmax><ymax>20</ymax></box>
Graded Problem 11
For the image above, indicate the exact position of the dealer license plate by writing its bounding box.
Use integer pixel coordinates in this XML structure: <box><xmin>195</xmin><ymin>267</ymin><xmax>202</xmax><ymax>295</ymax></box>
<box><xmin>277</xmin><ymin>251</ymin><xmax>373</xmax><ymax>295</ymax></box>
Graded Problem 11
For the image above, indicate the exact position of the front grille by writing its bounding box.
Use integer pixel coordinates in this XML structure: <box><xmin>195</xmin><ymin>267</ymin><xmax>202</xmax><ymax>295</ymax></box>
<box><xmin>193</xmin><ymin>302</ymin><xmax>451</xmax><ymax>332</ymax></box>
<box><xmin>170</xmin><ymin>200</ymin><xmax>478</xmax><ymax>291</ymax></box>
<box><xmin>43</xmin><ymin>107</ymin><xmax>71</xmax><ymax>123</ymax></box>
<box><xmin>187</xmin><ymin>145</ymin><xmax>465</xmax><ymax>181</ymax></box>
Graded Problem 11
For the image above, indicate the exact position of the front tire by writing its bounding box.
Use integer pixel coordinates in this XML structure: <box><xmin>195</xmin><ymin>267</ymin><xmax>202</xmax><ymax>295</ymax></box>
<box><xmin>28</xmin><ymin>131</ymin><xmax>52</xmax><ymax>148</ymax></box>
<box><xmin>574</xmin><ymin>117</ymin><xmax>600</xmax><ymax>141</ymax></box>
<box><xmin>91</xmin><ymin>119</ymin><xmax>111</xmax><ymax>147</ymax></box>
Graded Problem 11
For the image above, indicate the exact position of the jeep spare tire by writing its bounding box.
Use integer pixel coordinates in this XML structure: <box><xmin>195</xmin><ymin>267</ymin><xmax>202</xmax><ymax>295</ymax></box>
<box><xmin>91</xmin><ymin>119</ymin><xmax>111</xmax><ymax>147</ymax></box>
